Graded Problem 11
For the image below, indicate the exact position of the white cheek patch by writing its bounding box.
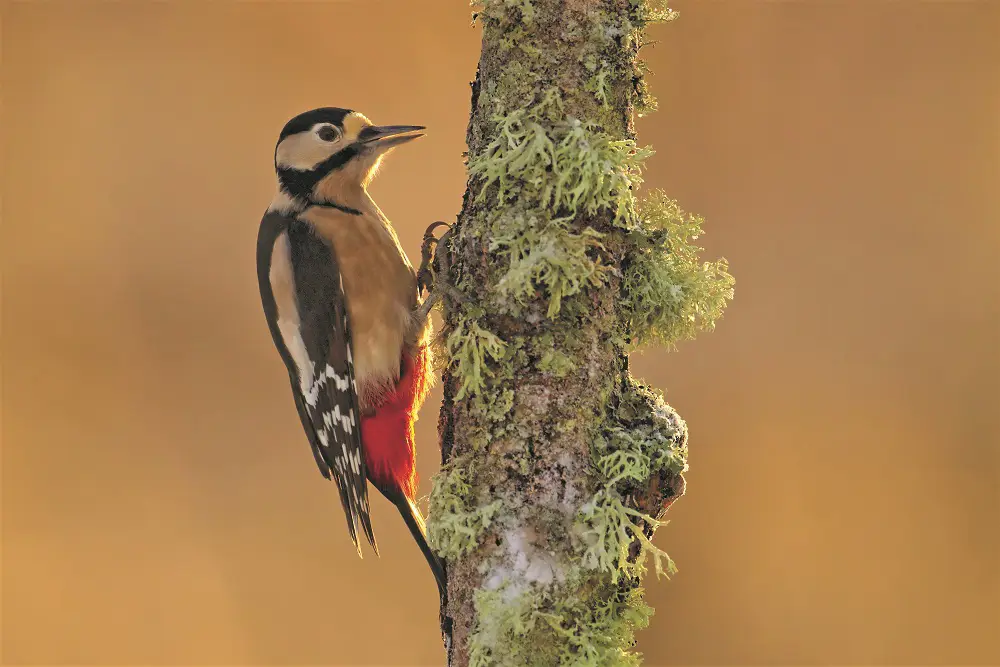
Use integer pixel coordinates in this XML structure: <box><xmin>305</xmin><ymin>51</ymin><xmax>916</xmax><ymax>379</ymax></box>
<box><xmin>275</xmin><ymin>130</ymin><xmax>339</xmax><ymax>170</ymax></box>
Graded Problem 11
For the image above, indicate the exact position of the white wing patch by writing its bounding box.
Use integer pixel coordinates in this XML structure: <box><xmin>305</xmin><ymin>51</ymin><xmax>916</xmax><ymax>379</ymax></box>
<box><xmin>269</xmin><ymin>233</ymin><xmax>316</xmax><ymax>394</ymax></box>
<box><xmin>280</xmin><ymin>322</ymin><xmax>314</xmax><ymax>396</ymax></box>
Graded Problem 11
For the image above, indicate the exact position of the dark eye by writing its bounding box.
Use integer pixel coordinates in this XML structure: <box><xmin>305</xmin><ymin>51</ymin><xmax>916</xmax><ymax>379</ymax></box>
<box><xmin>317</xmin><ymin>125</ymin><xmax>339</xmax><ymax>142</ymax></box>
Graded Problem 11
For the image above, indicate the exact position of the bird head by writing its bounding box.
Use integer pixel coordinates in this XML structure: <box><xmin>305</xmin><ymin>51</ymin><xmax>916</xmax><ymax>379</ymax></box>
<box><xmin>273</xmin><ymin>107</ymin><xmax>424</xmax><ymax>208</ymax></box>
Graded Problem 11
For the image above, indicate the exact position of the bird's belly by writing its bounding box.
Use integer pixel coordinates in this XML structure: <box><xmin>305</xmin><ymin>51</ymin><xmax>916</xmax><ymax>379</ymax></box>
<box><xmin>346</xmin><ymin>268</ymin><xmax>414</xmax><ymax>409</ymax></box>
<box><xmin>305</xmin><ymin>209</ymin><xmax>417</xmax><ymax>410</ymax></box>
<box><xmin>349</xmin><ymin>301</ymin><xmax>411</xmax><ymax>405</ymax></box>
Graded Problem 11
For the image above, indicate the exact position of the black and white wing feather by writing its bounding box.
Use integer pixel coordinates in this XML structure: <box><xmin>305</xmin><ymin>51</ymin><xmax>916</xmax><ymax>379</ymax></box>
<box><xmin>257</xmin><ymin>211</ymin><xmax>376</xmax><ymax>555</ymax></box>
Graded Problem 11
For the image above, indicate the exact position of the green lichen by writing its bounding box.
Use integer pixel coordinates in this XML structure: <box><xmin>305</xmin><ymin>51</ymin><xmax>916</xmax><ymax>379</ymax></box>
<box><xmin>607</xmin><ymin>391</ymin><xmax>688</xmax><ymax>482</ymax></box>
<box><xmin>629</xmin><ymin>0</ymin><xmax>679</xmax><ymax>27</ymax></box>
<box><xmin>533</xmin><ymin>332</ymin><xmax>578</xmax><ymax>374</ymax></box>
<box><xmin>583</xmin><ymin>58</ymin><xmax>613</xmax><ymax>108</ymax></box>
<box><xmin>474</xmin><ymin>0</ymin><xmax>537</xmax><ymax>25</ymax></box>
<box><xmin>493</xmin><ymin>61</ymin><xmax>543</xmax><ymax>107</ymax></box>
<box><xmin>621</xmin><ymin>190</ymin><xmax>735</xmax><ymax>349</ymax></box>
<box><xmin>480</xmin><ymin>386</ymin><xmax>517</xmax><ymax>423</ymax></box>
<box><xmin>428</xmin><ymin>455</ymin><xmax>504</xmax><ymax>559</ymax></box>
<box><xmin>577</xmin><ymin>488</ymin><xmax>674</xmax><ymax>583</ymax></box>
<box><xmin>468</xmin><ymin>587</ymin><xmax>540</xmax><ymax>667</ymax></box>
<box><xmin>468</xmin><ymin>579</ymin><xmax>653</xmax><ymax>667</ymax></box>
<box><xmin>461</xmin><ymin>335</ymin><xmax>528</xmax><ymax>426</ymax></box>
<box><xmin>576</xmin><ymin>384</ymin><xmax>688</xmax><ymax>583</ymax></box>
<box><xmin>501</xmin><ymin>26</ymin><xmax>543</xmax><ymax>59</ymax></box>
<box><xmin>536</xmin><ymin>583</ymin><xmax>652</xmax><ymax>666</ymax></box>
<box><xmin>447</xmin><ymin>310</ymin><xmax>508</xmax><ymax>401</ymax></box>
<box><xmin>468</xmin><ymin>89</ymin><xmax>653</xmax><ymax>226</ymax></box>
<box><xmin>539</xmin><ymin>347</ymin><xmax>576</xmax><ymax>378</ymax></box>
<box><xmin>631</xmin><ymin>58</ymin><xmax>658</xmax><ymax>118</ymax></box>
<box><xmin>625</xmin><ymin>3</ymin><xmax>680</xmax><ymax>115</ymax></box>
<box><xmin>491</xmin><ymin>210</ymin><xmax>611</xmax><ymax>318</ymax></box>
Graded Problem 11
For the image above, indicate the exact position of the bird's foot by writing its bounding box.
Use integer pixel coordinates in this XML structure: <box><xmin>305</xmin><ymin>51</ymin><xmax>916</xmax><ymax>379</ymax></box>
<box><xmin>417</xmin><ymin>221</ymin><xmax>451</xmax><ymax>298</ymax></box>
<box><xmin>414</xmin><ymin>221</ymin><xmax>469</xmax><ymax>325</ymax></box>
<box><xmin>414</xmin><ymin>282</ymin><xmax>469</xmax><ymax>326</ymax></box>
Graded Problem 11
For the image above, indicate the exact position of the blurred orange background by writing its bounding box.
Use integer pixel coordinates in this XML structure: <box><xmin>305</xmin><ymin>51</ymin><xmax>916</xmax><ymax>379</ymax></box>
<box><xmin>3</xmin><ymin>1</ymin><xmax>998</xmax><ymax>665</ymax></box>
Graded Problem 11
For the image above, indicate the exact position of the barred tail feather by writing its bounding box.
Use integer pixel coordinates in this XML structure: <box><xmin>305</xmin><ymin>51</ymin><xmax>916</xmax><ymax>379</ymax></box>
<box><xmin>332</xmin><ymin>472</ymin><xmax>378</xmax><ymax>557</ymax></box>
<box><xmin>290</xmin><ymin>380</ymin><xmax>376</xmax><ymax>556</ymax></box>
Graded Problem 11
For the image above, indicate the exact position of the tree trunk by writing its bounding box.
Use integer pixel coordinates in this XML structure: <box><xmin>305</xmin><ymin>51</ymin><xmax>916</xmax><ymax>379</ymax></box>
<box><xmin>426</xmin><ymin>2</ymin><xmax>733</xmax><ymax>665</ymax></box>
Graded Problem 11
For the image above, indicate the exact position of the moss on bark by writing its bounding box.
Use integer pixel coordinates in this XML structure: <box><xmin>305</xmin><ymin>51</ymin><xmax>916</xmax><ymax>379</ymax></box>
<box><xmin>427</xmin><ymin>2</ymin><xmax>733</xmax><ymax>665</ymax></box>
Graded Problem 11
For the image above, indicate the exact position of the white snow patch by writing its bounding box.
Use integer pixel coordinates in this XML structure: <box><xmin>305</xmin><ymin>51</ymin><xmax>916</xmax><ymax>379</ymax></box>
<box><xmin>483</xmin><ymin>527</ymin><xmax>566</xmax><ymax>599</ymax></box>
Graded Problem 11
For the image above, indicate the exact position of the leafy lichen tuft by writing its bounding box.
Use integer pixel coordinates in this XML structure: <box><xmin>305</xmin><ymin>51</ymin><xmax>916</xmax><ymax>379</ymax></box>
<box><xmin>428</xmin><ymin>455</ymin><xmax>504</xmax><ymax>559</ymax></box>
<box><xmin>468</xmin><ymin>578</ymin><xmax>653</xmax><ymax>667</ymax></box>
<box><xmin>467</xmin><ymin>90</ymin><xmax>653</xmax><ymax>226</ymax></box>
<box><xmin>468</xmin><ymin>586</ymin><xmax>539</xmax><ymax>667</ymax></box>
<box><xmin>576</xmin><ymin>382</ymin><xmax>688</xmax><ymax>582</ymax></box>
<box><xmin>447</xmin><ymin>310</ymin><xmax>508</xmax><ymax>401</ymax></box>
<box><xmin>538</xmin><ymin>347</ymin><xmax>576</xmax><ymax>378</ymax></box>
<box><xmin>491</xmin><ymin>211</ymin><xmax>611</xmax><ymax>318</ymax></box>
<box><xmin>576</xmin><ymin>488</ymin><xmax>673</xmax><ymax>583</ymax></box>
<box><xmin>620</xmin><ymin>190</ymin><xmax>735</xmax><ymax>349</ymax></box>
<box><xmin>629</xmin><ymin>0</ymin><xmax>679</xmax><ymax>28</ymax></box>
<box><xmin>536</xmin><ymin>583</ymin><xmax>653</xmax><ymax>666</ymax></box>
<box><xmin>474</xmin><ymin>0</ymin><xmax>538</xmax><ymax>26</ymax></box>
<box><xmin>583</xmin><ymin>56</ymin><xmax>613</xmax><ymax>108</ymax></box>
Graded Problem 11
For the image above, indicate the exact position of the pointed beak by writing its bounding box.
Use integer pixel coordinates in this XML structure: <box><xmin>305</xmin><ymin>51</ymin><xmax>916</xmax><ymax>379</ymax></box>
<box><xmin>357</xmin><ymin>124</ymin><xmax>425</xmax><ymax>150</ymax></box>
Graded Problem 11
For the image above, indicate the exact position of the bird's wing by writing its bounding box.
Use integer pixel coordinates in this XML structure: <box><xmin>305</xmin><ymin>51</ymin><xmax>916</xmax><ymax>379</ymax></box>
<box><xmin>257</xmin><ymin>211</ymin><xmax>376</xmax><ymax>555</ymax></box>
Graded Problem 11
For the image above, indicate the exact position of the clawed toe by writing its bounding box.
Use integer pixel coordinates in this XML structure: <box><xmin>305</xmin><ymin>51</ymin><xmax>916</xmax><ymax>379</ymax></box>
<box><xmin>417</xmin><ymin>221</ymin><xmax>454</xmax><ymax>297</ymax></box>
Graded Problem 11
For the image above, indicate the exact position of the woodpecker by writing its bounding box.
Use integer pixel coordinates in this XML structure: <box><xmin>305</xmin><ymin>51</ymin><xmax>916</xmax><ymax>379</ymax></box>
<box><xmin>256</xmin><ymin>107</ymin><xmax>446</xmax><ymax>597</ymax></box>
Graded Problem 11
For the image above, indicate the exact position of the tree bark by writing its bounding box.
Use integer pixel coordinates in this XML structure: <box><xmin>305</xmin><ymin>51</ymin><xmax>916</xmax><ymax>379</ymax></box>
<box><xmin>426</xmin><ymin>2</ymin><xmax>732</xmax><ymax>666</ymax></box>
